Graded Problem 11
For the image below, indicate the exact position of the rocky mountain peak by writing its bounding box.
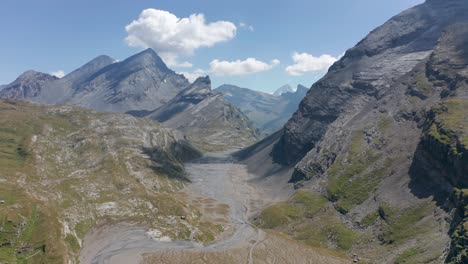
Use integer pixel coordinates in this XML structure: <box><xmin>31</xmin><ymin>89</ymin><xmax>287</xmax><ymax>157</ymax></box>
<box><xmin>63</xmin><ymin>54</ymin><xmax>115</xmax><ymax>84</ymax></box>
<box><xmin>15</xmin><ymin>70</ymin><xmax>57</xmax><ymax>82</ymax></box>
<box><xmin>0</xmin><ymin>71</ymin><xmax>57</xmax><ymax>99</ymax></box>
<box><xmin>122</xmin><ymin>48</ymin><xmax>171</xmax><ymax>73</ymax></box>
<box><xmin>181</xmin><ymin>76</ymin><xmax>212</xmax><ymax>96</ymax></box>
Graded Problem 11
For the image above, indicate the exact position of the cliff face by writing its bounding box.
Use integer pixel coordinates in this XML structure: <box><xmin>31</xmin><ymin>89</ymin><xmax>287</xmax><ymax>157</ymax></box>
<box><xmin>272</xmin><ymin>0</ymin><xmax>468</xmax><ymax>166</ymax></box>
<box><xmin>145</xmin><ymin>77</ymin><xmax>260</xmax><ymax>151</ymax></box>
<box><xmin>247</xmin><ymin>1</ymin><xmax>468</xmax><ymax>262</ymax></box>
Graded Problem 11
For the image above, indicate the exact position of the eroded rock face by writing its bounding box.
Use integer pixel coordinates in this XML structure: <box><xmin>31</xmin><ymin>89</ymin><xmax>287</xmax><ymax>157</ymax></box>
<box><xmin>0</xmin><ymin>70</ymin><xmax>58</xmax><ymax>99</ymax></box>
<box><xmin>145</xmin><ymin>77</ymin><xmax>260</xmax><ymax>151</ymax></box>
<box><xmin>272</xmin><ymin>0</ymin><xmax>468</xmax><ymax>166</ymax></box>
<box><xmin>245</xmin><ymin>1</ymin><xmax>468</xmax><ymax>263</ymax></box>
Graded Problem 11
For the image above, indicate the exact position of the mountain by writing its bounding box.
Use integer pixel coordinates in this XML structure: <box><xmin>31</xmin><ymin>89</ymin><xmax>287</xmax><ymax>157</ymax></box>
<box><xmin>0</xmin><ymin>70</ymin><xmax>58</xmax><ymax>99</ymax></box>
<box><xmin>238</xmin><ymin>0</ymin><xmax>468</xmax><ymax>263</ymax></box>
<box><xmin>273</xmin><ymin>84</ymin><xmax>294</xmax><ymax>96</ymax></box>
<box><xmin>216</xmin><ymin>84</ymin><xmax>308</xmax><ymax>134</ymax></box>
<box><xmin>0</xmin><ymin>49</ymin><xmax>190</xmax><ymax>113</ymax></box>
<box><xmin>142</xmin><ymin>77</ymin><xmax>260</xmax><ymax>151</ymax></box>
<box><xmin>0</xmin><ymin>49</ymin><xmax>259</xmax><ymax>151</ymax></box>
<box><xmin>0</xmin><ymin>99</ymin><xmax>234</xmax><ymax>263</ymax></box>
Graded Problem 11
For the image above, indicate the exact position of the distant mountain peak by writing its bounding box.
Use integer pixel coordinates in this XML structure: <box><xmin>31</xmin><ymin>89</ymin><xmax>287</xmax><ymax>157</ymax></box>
<box><xmin>64</xmin><ymin>55</ymin><xmax>115</xmax><ymax>82</ymax></box>
<box><xmin>274</xmin><ymin>84</ymin><xmax>295</xmax><ymax>96</ymax></box>
<box><xmin>115</xmin><ymin>48</ymin><xmax>175</xmax><ymax>76</ymax></box>
<box><xmin>16</xmin><ymin>70</ymin><xmax>56</xmax><ymax>81</ymax></box>
<box><xmin>192</xmin><ymin>76</ymin><xmax>211</xmax><ymax>89</ymax></box>
<box><xmin>0</xmin><ymin>70</ymin><xmax>58</xmax><ymax>99</ymax></box>
<box><xmin>1</xmin><ymin>49</ymin><xmax>190</xmax><ymax>113</ymax></box>
<box><xmin>180</xmin><ymin>76</ymin><xmax>212</xmax><ymax>97</ymax></box>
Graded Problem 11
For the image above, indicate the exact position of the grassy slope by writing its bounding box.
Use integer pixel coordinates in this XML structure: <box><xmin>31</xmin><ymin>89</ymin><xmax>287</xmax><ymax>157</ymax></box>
<box><xmin>256</xmin><ymin>113</ymin><xmax>444</xmax><ymax>262</ymax></box>
<box><xmin>0</xmin><ymin>100</ymin><xmax>218</xmax><ymax>263</ymax></box>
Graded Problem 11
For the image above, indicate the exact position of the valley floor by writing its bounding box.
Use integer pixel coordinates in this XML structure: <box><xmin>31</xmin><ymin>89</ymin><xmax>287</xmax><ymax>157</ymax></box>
<box><xmin>79</xmin><ymin>152</ymin><xmax>349</xmax><ymax>264</ymax></box>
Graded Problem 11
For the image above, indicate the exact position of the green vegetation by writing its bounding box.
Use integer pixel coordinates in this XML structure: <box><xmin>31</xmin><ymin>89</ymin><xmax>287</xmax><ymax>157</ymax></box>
<box><xmin>447</xmin><ymin>189</ymin><xmax>468</xmax><ymax>264</ymax></box>
<box><xmin>256</xmin><ymin>191</ymin><xmax>327</xmax><ymax>228</ymax></box>
<box><xmin>360</xmin><ymin>211</ymin><xmax>379</xmax><ymax>227</ymax></box>
<box><xmin>427</xmin><ymin>98</ymin><xmax>468</xmax><ymax>151</ymax></box>
<box><xmin>379</xmin><ymin>202</ymin><xmax>433</xmax><ymax>244</ymax></box>
<box><xmin>194</xmin><ymin>222</ymin><xmax>224</xmax><ymax>244</ymax></box>
<box><xmin>257</xmin><ymin>202</ymin><xmax>302</xmax><ymax>228</ymax></box>
<box><xmin>294</xmin><ymin>218</ymin><xmax>358</xmax><ymax>250</ymax></box>
<box><xmin>378</xmin><ymin>116</ymin><xmax>393</xmax><ymax>133</ymax></box>
<box><xmin>0</xmin><ymin>185</ymin><xmax>64</xmax><ymax>264</ymax></box>
<box><xmin>326</xmin><ymin>132</ymin><xmax>390</xmax><ymax>213</ymax></box>
<box><xmin>394</xmin><ymin>247</ymin><xmax>423</xmax><ymax>264</ymax></box>
<box><xmin>415</xmin><ymin>72</ymin><xmax>433</xmax><ymax>94</ymax></box>
<box><xmin>256</xmin><ymin>191</ymin><xmax>357</xmax><ymax>251</ymax></box>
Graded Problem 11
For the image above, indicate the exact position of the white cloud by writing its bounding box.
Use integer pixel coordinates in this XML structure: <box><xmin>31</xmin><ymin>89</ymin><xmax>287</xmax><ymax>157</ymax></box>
<box><xmin>285</xmin><ymin>52</ymin><xmax>339</xmax><ymax>76</ymax></box>
<box><xmin>50</xmin><ymin>70</ymin><xmax>65</xmax><ymax>78</ymax></box>
<box><xmin>125</xmin><ymin>9</ymin><xmax>237</xmax><ymax>67</ymax></box>
<box><xmin>239</xmin><ymin>22</ymin><xmax>254</xmax><ymax>32</ymax></box>
<box><xmin>178</xmin><ymin>69</ymin><xmax>206</xmax><ymax>83</ymax></box>
<box><xmin>209</xmin><ymin>58</ymin><xmax>280</xmax><ymax>76</ymax></box>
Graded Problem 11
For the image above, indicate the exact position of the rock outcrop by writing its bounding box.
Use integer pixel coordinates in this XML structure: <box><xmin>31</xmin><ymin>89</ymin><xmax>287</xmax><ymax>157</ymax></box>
<box><xmin>144</xmin><ymin>77</ymin><xmax>260</xmax><ymax>151</ymax></box>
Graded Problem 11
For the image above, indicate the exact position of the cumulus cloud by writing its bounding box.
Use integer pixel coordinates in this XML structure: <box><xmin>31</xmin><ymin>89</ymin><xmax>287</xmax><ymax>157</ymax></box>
<box><xmin>210</xmin><ymin>58</ymin><xmax>280</xmax><ymax>76</ymax></box>
<box><xmin>285</xmin><ymin>52</ymin><xmax>339</xmax><ymax>76</ymax></box>
<box><xmin>50</xmin><ymin>70</ymin><xmax>65</xmax><ymax>78</ymax></box>
<box><xmin>125</xmin><ymin>9</ymin><xmax>237</xmax><ymax>67</ymax></box>
<box><xmin>178</xmin><ymin>69</ymin><xmax>206</xmax><ymax>83</ymax></box>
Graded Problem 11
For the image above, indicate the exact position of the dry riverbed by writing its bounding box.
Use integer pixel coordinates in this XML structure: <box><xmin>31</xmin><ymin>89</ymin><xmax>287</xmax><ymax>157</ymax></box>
<box><xmin>79</xmin><ymin>152</ymin><xmax>349</xmax><ymax>264</ymax></box>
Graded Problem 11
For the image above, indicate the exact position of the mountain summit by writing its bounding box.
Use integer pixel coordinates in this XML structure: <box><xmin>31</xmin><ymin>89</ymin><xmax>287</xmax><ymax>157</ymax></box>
<box><xmin>0</xmin><ymin>48</ymin><xmax>190</xmax><ymax>113</ymax></box>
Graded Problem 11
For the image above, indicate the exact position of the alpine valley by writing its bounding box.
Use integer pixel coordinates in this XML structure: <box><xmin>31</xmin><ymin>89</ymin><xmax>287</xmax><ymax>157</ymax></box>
<box><xmin>0</xmin><ymin>0</ymin><xmax>467</xmax><ymax>264</ymax></box>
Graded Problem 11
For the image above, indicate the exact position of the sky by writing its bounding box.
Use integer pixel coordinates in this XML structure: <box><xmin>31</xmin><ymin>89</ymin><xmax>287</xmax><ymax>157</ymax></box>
<box><xmin>0</xmin><ymin>0</ymin><xmax>424</xmax><ymax>93</ymax></box>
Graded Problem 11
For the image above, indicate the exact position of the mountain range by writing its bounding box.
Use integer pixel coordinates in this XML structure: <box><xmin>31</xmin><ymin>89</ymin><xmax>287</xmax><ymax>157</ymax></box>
<box><xmin>216</xmin><ymin>84</ymin><xmax>308</xmax><ymax>134</ymax></box>
<box><xmin>0</xmin><ymin>49</ymin><xmax>189</xmax><ymax>113</ymax></box>
<box><xmin>0</xmin><ymin>49</ymin><xmax>259</xmax><ymax>151</ymax></box>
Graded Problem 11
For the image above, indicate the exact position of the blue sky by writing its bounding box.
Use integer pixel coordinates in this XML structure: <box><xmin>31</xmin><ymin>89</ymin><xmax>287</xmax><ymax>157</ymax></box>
<box><xmin>0</xmin><ymin>0</ymin><xmax>424</xmax><ymax>93</ymax></box>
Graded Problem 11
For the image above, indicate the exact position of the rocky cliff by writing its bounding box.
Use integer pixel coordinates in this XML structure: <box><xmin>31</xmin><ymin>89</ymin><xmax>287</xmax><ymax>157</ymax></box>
<box><xmin>245</xmin><ymin>0</ymin><xmax>468</xmax><ymax>262</ymax></box>
<box><xmin>144</xmin><ymin>77</ymin><xmax>260</xmax><ymax>151</ymax></box>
